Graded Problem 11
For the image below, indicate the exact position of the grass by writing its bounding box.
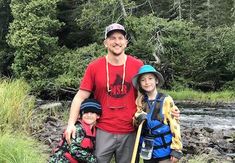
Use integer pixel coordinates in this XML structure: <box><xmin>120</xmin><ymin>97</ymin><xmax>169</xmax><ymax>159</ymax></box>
<box><xmin>0</xmin><ymin>79</ymin><xmax>47</xmax><ymax>163</ymax></box>
<box><xmin>0</xmin><ymin>132</ymin><xmax>47</xmax><ymax>163</ymax></box>
<box><xmin>0</xmin><ymin>79</ymin><xmax>35</xmax><ymax>133</ymax></box>
<box><xmin>162</xmin><ymin>89</ymin><xmax>235</xmax><ymax>103</ymax></box>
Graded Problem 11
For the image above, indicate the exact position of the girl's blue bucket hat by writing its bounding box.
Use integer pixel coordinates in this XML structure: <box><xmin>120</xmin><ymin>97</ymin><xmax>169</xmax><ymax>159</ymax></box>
<box><xmin>132</xmin><ymin>65</ymin><xmax>164</xmax><ymax>88</ymax></box>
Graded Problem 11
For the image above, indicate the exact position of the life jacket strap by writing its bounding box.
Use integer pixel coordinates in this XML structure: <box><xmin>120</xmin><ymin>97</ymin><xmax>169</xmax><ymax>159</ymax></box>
<box><xmin>145</xmin><ymin>130</ymin><xmax>171</xmax><ymax>138</ymax></box>
<box><xmin>77</xmin><ymin>120</ymin><xmax>96</xmax><ymax>149</ymax></box>
<box><xmin>151</xmin><ymin>123</ymin><xmax>164</xmax><ymax>131</ymax></box>
<box><xmin>150</xmin><ymin>93</ymin><xmax>166</xmax><ymax>122</ymax></box>
<box><xmin>152</xmin><ymin>130</ymin><xmax>171</xmax><ymax>138</ymax></box>
<box><xmin>153</xmin><ymin>141</ymin><xmax>172</xmax><ymax>149</ymax></box>
<box><xmin>85</xmin><ymin>135</ymin><xmax>96</xmax><ymax>141</ymax></box>
<box><xmin>152</xmin><ymin>155</ymin><xmax>171</xmax><ymax>161</ymax></box>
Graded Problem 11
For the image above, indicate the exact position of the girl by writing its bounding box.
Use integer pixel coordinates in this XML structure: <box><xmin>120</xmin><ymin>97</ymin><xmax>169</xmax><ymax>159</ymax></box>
<box><xmin>132</xmin><ymin>65</ymin><xmax>183</xmax><ymax>163</ymax></box>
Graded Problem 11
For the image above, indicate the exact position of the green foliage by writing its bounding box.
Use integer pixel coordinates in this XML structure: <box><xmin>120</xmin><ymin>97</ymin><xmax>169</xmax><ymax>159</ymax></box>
<box><xmin>0</xmin><ymin>48</ymin><xmax>14</xmax><ymax>76</ymax></box>
<box><xmin>75</xmin><ymin>0</ymin><xmax>135</xmax><ymax>41</ymax></box>
<box><xmin>1</xmin><ymin>0</ymin><xmax>234</xmax><ymax>97</ymax></box>
<box><xmin>56</xmin><ymin>0</ymin><xmax>94</xmax><ymax>48</ymax></box>
<box><xmin>125</xmin><ymin>15</ymin><xmax>199</xmax><ymax>88</ymax></box>
<box><xmin>0</xmin><ymin>132</ymin><xmax>47</xmax><ymax>163</ymax></box>
<box><xmin>7</xmin><ymin>0</ymin><xmax>63</xmax><ymax>95</ymax></box>
<box><xmin>187</xmin><ymin>26</ymin><xmax>235</xmax><ymax>90</ymax></box>
<box><xmin>190</xmin><ymin>0</ymin><xmax>235</xmax><ymax>28</ymax></box>
<box><xmin>164</xmin><ymin>89</ymin><xmax>235</xmax><ymax>103</ymax></box>
<box><xmin>126</xmin><ymin>15</ymin><xmax>235</xmax><ymax>91</ymax></box>
<box><xmin>0</xmin><ymin>79</ymin><xmax>35</xmax><ymax>132</ymax></box>
<box><xmin>53</xmin><ymin>43</ymin><xmax>104</xmax><ymax>94</ymax></box>
<box><xmin>125</xmin><ymin>15</ymin><xmax>161</xmax><ymax>61</ymax></box>
<box><xmin>0</xmin><ymin>0</ymin><xmax>13</xmax><ymax>77</ymax></box>
<box><xmin>221</xmin><ymin>80</ymin><xmax>235</xmax><ymax>91</ymax></box>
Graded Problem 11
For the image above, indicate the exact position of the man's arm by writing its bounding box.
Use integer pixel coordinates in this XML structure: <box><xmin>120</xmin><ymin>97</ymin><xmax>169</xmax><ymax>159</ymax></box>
<box><xmin>65</xmin><ymin>89</ymin><xmax>91</xmax><ymax>144</ymax></box>
<box><xmin>171</xmin><ymin>105</ymin><xmax>180</xmax><ymax>120</ymax></box>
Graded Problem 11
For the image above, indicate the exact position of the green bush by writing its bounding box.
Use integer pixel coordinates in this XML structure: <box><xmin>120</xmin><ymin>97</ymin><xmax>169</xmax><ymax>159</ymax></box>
<box><xmin>0</xmin><ymin>48</ymin><xmax>14</xmax><ymax>77</ymax></box>
<box><xmin>49</xmin><ymin>43</ymin><xmax>104</xmax><ymax>98</ymax></box>
<box><xmin>7</xmin><ymin>0</ymin><xmax>63</xmax><ymax>97</ymax></box>
<box><xmin>221</xmin><ymin>79</ymin><xmax>235</xmax><ymax>91</ymax></box>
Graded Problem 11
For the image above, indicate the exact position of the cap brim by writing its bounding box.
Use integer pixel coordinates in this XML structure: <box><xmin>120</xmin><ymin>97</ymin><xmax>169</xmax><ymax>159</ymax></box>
<box><xmin>106</xmin><ymin>30</ymin><xmax>126</xmax><ymax>39</ymax></box>
<box><xmin>81</xmin><ymin>107</ymin><xmax>102</xmax><ymax>115</ymax></box>
<box><xmin>132</xmin><ymin>72</ymin><xmax>164</xmax><ymax>88</ymax></box>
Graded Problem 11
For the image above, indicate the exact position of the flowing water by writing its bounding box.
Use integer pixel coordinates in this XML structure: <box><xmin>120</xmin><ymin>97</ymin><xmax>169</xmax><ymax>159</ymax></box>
<box><xmin>179</xmin><ymin>104</ymin><xmax>235</xmax><ymax>131</ymax></box>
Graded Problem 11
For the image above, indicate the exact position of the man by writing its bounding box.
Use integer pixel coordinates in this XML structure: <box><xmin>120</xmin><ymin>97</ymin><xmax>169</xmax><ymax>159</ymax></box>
<box><xmin>65</xmin><ymin>23</ymin><xmax>180</xmax><ymax>163</ymax></box>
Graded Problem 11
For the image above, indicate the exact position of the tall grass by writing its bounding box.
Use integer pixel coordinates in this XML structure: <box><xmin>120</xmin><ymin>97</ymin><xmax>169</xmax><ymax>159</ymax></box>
<box><xmin>0</xmin><ymin>132</ymin><xmax>47</xmax><ymax>163</ymax></box>
<box><xmin>163</xmin><ymin>89</ymin><xmax>235</xmax><ymax>103</ymax></box>
<box><xmin>0</xmin><ymin>79</ymin><xmax>48</xmax><ymax>162</ymax></box>
<box><xmin>0</xmin><ymin>79</ymin><xmax>35</xmax><ymax>132</ymax></box>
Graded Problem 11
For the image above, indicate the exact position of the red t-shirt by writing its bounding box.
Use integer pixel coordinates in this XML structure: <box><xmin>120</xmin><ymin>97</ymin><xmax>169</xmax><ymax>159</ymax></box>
<box><xmin>80</xmin><ymin>55</ymin><xmax>143</xmax><ymax>133</ymax></box>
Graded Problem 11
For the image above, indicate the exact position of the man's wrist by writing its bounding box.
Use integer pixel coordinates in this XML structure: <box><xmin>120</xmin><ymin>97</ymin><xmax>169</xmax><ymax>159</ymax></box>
<box><xmin>67</xmin><ymin>121</ymin><xmax>76</xmax><ymax>127</ymax></box>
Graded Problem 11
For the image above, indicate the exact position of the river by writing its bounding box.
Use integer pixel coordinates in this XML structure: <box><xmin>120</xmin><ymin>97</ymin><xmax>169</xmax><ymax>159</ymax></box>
<box><xmin>179</xmin><ymin>104</ymin><xmax>235</xmax><ymax>131</ymax></box>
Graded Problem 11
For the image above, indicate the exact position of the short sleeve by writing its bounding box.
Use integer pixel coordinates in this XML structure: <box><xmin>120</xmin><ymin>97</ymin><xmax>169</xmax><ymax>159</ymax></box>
<box><xmin>79</xmin><ymin>63</ymin><xmax>94</xmax><ymax>92</ymax></box>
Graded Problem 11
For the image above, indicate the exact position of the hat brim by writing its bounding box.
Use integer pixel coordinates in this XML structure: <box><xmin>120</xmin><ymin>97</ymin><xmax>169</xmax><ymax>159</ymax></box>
<box><xmin>81</xmin><ymin>107</ymin><xmax>102</xmax><ymax>116</ymax></box>
<box><xmin>106</xmin><ymin>30</ymin><xmax>126</xmax><ymax>39</ymax></box>
<box><xmin>132</xmin><ymin>71</ymin><xmax>164</xmax><ymax>89</ymax></box>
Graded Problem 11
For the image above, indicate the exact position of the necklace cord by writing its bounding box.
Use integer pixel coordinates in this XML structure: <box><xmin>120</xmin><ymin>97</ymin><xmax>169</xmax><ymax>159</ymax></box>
<box><xmin>106</xmin><ymin>55</ymin><xmax>127</xmax><ymax>93</ymax></box>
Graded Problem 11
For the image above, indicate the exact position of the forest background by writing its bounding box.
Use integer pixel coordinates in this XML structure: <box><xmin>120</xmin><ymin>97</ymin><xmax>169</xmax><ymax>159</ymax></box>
<box><xmin>0</xmin><ymin>0</ymin><xmax>235</xmax><ymax>162</ymax></box>
<box><xmin>0</xmin><ymin>0</ymin><xmax>235</xmax><ymax>100</ymax></box>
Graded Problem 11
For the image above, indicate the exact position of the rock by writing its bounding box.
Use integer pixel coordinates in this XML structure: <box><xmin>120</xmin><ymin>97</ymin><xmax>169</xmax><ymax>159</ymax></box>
<box><xmin>226</xmin><ymin>138</ymin><xmax>234</xmax><ymax>143</ymax></box>
<box><xmin>203</xmin><ymin>127</ymin><xmax>214</xmax><ymax>133</ymax></box>
<box><xmin>39</xmin><ymin>102</ymin><xmax>63</xmax><ymax>110</ymax></box>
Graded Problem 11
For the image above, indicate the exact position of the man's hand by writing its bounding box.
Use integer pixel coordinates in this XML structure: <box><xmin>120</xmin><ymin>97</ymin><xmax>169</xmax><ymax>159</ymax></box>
<box><xmin>65</xmin><ymin>124</ymin><xmax>76</xmax><ymax>144</ymax></box>
<box><xmin>171</xmin><ymin>108</ymin><xmax>180</xmax><ymax>120</ymax></box>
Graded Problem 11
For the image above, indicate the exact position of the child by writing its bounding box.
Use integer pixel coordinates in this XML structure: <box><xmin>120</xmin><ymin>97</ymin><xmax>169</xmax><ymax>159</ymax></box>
<box><xmin>49</xmin><ymin>98</ymin><xmax>102</xmax><ymax>163</ymax></box>
<box><xmin>132</xmin><ymin>65</ymin><xmax>183</xmax><ymax>163</ymax></box>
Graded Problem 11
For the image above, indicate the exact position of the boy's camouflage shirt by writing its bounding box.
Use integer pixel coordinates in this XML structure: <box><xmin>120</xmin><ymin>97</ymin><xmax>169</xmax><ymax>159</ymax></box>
<box><xmin>49</xmin><ymin>122</ymin><xmax>97</xmax><ymax>163</ymax></box>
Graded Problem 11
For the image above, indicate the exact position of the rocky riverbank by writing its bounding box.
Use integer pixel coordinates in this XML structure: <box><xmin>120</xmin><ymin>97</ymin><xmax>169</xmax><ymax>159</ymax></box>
<box><xmin>31</xmin><ymin>100</ymin><xmax>235</xmax><ymax>162</ymax></box>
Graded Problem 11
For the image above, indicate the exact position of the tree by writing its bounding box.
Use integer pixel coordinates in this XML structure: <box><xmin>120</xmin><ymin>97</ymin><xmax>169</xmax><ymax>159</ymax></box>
<box><xmin>7</xmin><ymin>0</ymin><xmax>63</xmax><ymax>94</ymax></box>
<box><xmin>0</xmin><ymin>0</ymin><xmax>13</xmax><ymax>77</ymax></box>
<box><xmin>56</xmin><ymin>0</ymin><xmax>94</xmax><ymax>49</ymax></box>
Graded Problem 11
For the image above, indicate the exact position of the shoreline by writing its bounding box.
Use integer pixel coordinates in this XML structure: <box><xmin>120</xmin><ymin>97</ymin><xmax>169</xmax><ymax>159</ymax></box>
<box><xmin>175</xmin><ymin>100</ymin><xmax>235</xmax><ymax>108</ymax></box>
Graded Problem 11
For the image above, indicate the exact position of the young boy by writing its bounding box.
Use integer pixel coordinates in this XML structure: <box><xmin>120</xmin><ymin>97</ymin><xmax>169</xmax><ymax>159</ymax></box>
<box><xmin>49</xmin><ymin>99</ymin><xmax>102</xmax><ymax>163</ymax></box>
<box><xmin>132</xmin><ymin>65</ymin><xmax>183</xmax><ymax>163</ymax></box>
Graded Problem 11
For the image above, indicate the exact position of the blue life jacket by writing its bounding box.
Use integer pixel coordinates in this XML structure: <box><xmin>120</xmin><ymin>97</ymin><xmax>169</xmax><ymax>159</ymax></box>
<box><xmin>140</xmin><ymin>93</ymin><xmax>172</xmax><ymax>160</ymax></box>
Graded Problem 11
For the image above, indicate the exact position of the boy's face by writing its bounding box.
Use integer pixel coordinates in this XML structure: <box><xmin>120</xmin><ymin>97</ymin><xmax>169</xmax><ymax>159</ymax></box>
<box><xmin>82</xmin><ymin>112</ymin><xmax>100</xmax><ymax>125</ymax></box>
<box><xmin>139</xmin><ymin>73</ymin><xmax>158</xmax><ymax>93</ymax></box>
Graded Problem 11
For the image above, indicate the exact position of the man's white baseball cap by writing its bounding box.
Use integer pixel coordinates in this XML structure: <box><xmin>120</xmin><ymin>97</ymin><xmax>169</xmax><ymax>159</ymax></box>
<box><xmin>105</xmin><ymin>23</ymin><xmax>126</xmax><ymax>39</ymax></box>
